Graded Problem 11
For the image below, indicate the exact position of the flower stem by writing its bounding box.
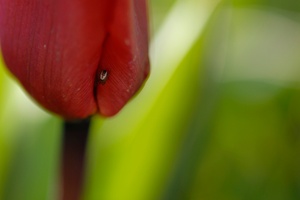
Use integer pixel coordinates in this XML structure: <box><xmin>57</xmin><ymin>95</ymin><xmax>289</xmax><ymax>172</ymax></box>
<box><xmin>61</xmin><ymin>119</ymin><xmax>90</xmax><ymax>200</ymax></box>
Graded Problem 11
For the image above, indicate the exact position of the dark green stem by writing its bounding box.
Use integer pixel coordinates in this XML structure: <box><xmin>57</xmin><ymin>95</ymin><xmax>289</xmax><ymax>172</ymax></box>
<box><xmin>62</xmin><ymin>119</ymin><xmax>90</xmax><ymax>200</ymax></box>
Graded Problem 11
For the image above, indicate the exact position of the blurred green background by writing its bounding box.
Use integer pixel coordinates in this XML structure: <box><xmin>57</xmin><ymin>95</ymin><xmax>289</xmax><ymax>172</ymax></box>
<box><xmin>1</xmin><ymin>0</ymin><xmax>300</xmax><ymax>199</ymax></box>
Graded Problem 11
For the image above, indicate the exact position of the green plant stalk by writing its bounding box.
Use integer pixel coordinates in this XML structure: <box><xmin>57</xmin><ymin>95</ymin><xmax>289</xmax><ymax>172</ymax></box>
<box><xmin>62</xmin><ymin>119</ymin><xmax>90</xmax><ymax>200</ymax></box>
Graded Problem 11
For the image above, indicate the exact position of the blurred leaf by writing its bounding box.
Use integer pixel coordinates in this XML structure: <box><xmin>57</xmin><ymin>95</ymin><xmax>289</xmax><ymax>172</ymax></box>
<box><xmin>83</xmin><ymin>0</ymin><xmax>222</xmax><ymax>200</ymax></box>
<box><xmin>185</xmin><ymin>82</ymin><xmax>300</xmax><ymax>200</ymax></box>
<box><xmin>231</xmin><ymin>0</ymin><xmax>300</xmax><ymax>13</ymax></box>
<box><xmin>170</xmin><ymin>3</ymin><xmax>300</xmax><ymax>200</ymax></box>
<box><xmin>149</xmin><ymin>0</ymin><xmax>177</xmax><ymax>33</ymax></box>
<box><xmin>0</xmin><ymin>54</ymin><xmax>13</xmax><ymax>199</ymax></box>
<box><xmin>3</xmin><ymin>118</ymin><xmax>62</xmax><ymax>200</ymax></box>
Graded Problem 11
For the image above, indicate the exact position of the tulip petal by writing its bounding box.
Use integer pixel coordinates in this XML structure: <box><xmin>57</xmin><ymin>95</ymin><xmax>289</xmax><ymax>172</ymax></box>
<box><xmin>95</xmin><ymin>0</ymin><xmax>150</xmax><ymax>116</ymax></box>
<box><xmin>0</xmin><ymin>0</ymin><xmax>149</xmax><ymax>118</ymax></box>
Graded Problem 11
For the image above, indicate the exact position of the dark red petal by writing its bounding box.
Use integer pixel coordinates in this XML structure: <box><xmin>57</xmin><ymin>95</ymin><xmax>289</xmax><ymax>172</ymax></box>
<box><xmin>0</xmin><ymin>0</ymin><xmax>113</xmax><ymax>118</ymax></box>
<box><xmin>0</xmin><ymin>0</ymin><xmax>150</xmax><ymax>118</ymax></box>
<box><xmin>96</xmin><ymin>0</ymin><xmax>150</xmax><ymax>116</ymax></box>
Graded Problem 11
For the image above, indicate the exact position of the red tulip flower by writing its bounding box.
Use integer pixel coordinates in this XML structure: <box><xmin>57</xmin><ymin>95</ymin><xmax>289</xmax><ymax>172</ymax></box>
<box><xmin>0</xmin><ymin>0</ymin><xmax>150</xmax><ymax>119</ymax></box>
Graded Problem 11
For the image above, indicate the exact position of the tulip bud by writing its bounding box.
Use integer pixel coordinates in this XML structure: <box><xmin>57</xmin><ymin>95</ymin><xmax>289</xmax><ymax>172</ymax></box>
<box><xmin>0</xmin><ymin>0</ymin><xmax>150</xmax><ymax>119</ymax></box>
